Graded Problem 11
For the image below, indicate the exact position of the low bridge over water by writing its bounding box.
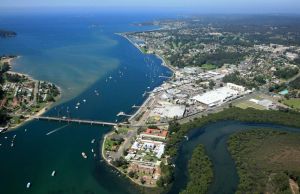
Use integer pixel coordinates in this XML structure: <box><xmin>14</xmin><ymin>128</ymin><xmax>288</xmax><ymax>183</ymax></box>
<box><xmin>32</xmin><ymin>116</ymin><xmax>118</xmax><ymax>127</ymax></box>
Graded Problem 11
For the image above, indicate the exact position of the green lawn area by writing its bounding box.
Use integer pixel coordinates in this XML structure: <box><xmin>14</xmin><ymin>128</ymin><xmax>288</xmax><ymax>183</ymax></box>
<box><xmin>116</xmin><ymin>127</ymin><xmax>131</xmax><ymax>134</ymax></box>
<box><xmin>283</xmin><ymin>98</ymin><xmax>300</xmax><ymax>109</ymax></box>
<box><xmin>104</xmin><ymin>138</ymin><xmax>119</xmax><ymax>151</ymax></box>
<box><xmin>235</xmin><ymin>101</ymin><xmax>266</xmax><ymax>110</ymax></box>
<box><xmin>201</xmin><ymin>64</ymin><xmax>217</xmax><ymax>70</ymax></box>
<box><xmin>140</xmin><ymin>47</ymin><xmax>148</xmax><ymax>54</ymax></box>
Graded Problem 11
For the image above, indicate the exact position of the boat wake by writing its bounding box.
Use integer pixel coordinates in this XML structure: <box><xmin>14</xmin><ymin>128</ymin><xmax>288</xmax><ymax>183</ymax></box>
<box><xmin>46</xmin><ymin>125</ymin><xmax>69</xmax><ymax>136</ymax></box>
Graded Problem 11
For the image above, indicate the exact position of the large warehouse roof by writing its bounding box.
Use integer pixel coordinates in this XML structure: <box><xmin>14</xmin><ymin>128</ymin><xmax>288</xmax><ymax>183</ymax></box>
<box><xmin>192</xmin><ymin>87</ymin><xmax>239</xmax><ymax>106</ymax></box>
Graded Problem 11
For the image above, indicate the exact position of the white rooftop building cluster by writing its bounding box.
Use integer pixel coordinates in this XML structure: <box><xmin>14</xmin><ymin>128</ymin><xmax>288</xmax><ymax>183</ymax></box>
<box><xmin>145</xmin><ymin>66</ymin><xmax>245</xmax><ymax>122</ymax></box>
<box><xmin>192</xmin><ymin>84</ymin><xmax>244</xmax><ymax>107</ymax></box>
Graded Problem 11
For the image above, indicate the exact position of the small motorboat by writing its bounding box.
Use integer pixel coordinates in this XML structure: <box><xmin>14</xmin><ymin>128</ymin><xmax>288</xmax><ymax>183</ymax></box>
<box><xmin>51</xmin><ymin>170</ymin><xmax>56</xmax><ymax>177</ymax></box>
<box><xmin>91</xmin><ymin>139</ymin><xmax>95</xmax><ymax>144</ymax></box>
<box><xmin>91</xmin><ymin>149</ymin><xmax>94</xmax><ymax>153</ymax></box>
<box><xmin>81</xmin><ymin>152</ymin><xmax>87</xmax><ymax>159</ymax></box>
<box><xmin>26</xmin><ymin>182</ymin><xmax>31</xmax><ymax>189</ymax></box>
<box><xmin>184</xmin><ymin>135</ymin><xmax>189</xmax><ymax>141</ymax></box>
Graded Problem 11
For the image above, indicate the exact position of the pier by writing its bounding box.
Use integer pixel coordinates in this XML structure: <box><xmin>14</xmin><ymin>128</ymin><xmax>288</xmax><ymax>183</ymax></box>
<box><xmin>132</xmin><ymin>104</ymin><xmax>141</xmax><ymax>108</ymax></box>
<box><xmin>158</xmin><ymin>75</ymin><xmax>172</xmax><ymax>79</ymax></box>
<box><xmin>32</xmin><ymin>116</ymin><xmax>118</xmax><ymax>126</ymax></box>
<box><xmin>117</xmin><ymin>112</ymin><xmax>133</xmax><ymax>117</ymax></box>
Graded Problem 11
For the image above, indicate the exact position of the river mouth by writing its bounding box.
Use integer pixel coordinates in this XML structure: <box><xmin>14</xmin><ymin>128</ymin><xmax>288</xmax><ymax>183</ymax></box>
<box><xmin>167</xmin><ymin>120</ymin><xmax>300</xmax><ymax>194</ymax></box>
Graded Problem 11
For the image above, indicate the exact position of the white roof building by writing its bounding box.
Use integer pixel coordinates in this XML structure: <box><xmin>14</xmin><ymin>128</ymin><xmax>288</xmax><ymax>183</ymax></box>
<box><xmin>227</xmin><ymin>83</ymin><xmax>246</xmax><ymax>92</ymax></box>
<box><xmin>150</xmin><ymin>104</ymin><xmax>186</xmax><ymax>119</ymax></box>
<box><xmin>192</xmin><ymin>87</ymin><xmax>239</xmax><ymax>107</ymax></box>
<box><xmin>155</xmin><ymin>144</ymin><xmax>165</xmax><ymax>159</ymax></box>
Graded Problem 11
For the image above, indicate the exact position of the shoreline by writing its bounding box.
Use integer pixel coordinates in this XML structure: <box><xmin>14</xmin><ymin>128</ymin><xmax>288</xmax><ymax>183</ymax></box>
<box><xmin>116</xmin><ymin>32</ymin><xmax>176</xmax><ymax>125</ymax></box>
<box><xmin>101</xmin><ymin>129</ymin><xmax>157</xmax><ymax>188</ymax></box>
<box><xmin>116</xmin><ymin>33</ymin><xmax>176</xmax><ymax>75</ymax></box>
<box><xmin>100</xmin><ymin>33</ymin><xmax>177</xmax><ymax>188</ymax></box>
<box><xmin>1</xmin><ymin>56</ymin><xmax>62</xmax><ymax>132</ymax></box>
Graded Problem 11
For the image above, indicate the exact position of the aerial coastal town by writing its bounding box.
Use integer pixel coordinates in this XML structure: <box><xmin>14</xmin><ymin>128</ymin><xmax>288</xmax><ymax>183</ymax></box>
<box><xmin>0</xmin><ymin>56</ymin><xmax>60</xmax><ymax>132</ymax></box>
<box><xmin>103</xmin><ymin>16</ymin><xmax>300</xmax><ymax>187</ymax></box>
<box><xmin>1</xmin><ymin>14</ymin><xmax>300</xmax><ymax>192</ymax></box>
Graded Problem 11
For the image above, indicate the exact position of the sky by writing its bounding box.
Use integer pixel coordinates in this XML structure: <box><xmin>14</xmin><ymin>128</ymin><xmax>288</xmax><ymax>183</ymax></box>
<box><xmin>1</xmin><ymin>0</ymin><xmax>300</xmax><ymax>14</ymax></box>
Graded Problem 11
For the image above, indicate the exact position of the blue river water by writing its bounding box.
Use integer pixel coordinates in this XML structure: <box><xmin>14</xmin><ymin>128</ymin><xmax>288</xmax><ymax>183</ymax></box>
<box><xmin>0</xmin><ymin>11</ymin><xmax>172</xmax><ymax>194</ymax></box>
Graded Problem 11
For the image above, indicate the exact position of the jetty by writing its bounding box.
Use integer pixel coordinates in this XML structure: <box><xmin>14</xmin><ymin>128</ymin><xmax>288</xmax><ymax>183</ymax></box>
<box><xmin>32</xmin><ymin>116</ymin><xmax>118</xmax><ymax>126</ymax></box>
<box><xmin>158</xmin><ymin>75</ymin><xmax>172</xmax><ymax>79</ymax></box>
<box><xmin>117</xmin><ymin>112</ymin><xmax>133</xmax><ymax>117</ymax></box>
<box><xmin>132</xmin><ymin>104</ymin><xmax>141</xmax><ymax>108</ymax></box>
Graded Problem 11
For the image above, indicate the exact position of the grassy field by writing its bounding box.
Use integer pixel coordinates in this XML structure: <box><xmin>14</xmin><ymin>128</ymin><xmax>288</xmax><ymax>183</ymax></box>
<box><xmin>228</xmin><ymin>129</ymin><xmax>300</xmax><ymax>194</ymax></box>
<box><xmin>283</xmin><ymin>98</ymin><xmax>300</xmax><ymax>109</ymax></box>
<box><xmin>201</xmin><ymin>64</ymin><xmax>217</xmax><ymax>70</ymax></box>
<box><xmin>116</xmin><ymin>126</ymin><xmax>131</xmax><ymax>134</ymax></box>
<box><xmin>235</xmin><ymin>100</ymin><xmax>266</xmax><ymax>110</ymax></box>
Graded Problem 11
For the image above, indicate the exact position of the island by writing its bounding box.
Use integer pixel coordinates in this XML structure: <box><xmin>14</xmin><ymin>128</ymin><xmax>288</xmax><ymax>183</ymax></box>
<box><xmin>0</xmin><ymin>55</ymin><xmax>60</xmax><ymax>132</ymax></box>
<box><xmin>102</xmin><ymin>15</ymin><xmax>300</xmax><ymax>193</ymax></box>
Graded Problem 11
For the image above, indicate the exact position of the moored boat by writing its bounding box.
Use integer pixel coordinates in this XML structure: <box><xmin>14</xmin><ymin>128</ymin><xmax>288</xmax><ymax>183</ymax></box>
<box><xmin>81</xmin><ymin>152</ymin><xmax>87</xmax><ymax>159</ymax></box>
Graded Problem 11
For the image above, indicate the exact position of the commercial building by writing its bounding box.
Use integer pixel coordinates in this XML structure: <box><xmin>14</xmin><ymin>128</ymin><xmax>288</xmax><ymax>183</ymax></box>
<box><xmin>192</xmin><ymin>86</ymin><xmax>240</xmax><ymax>107</ymax></box>
<box><xmin>140</xmin><ymin>128</ymin><xmax>168</xmax><ymax>140</ymax></box>
<box><xmin>150</xmin><ymin>104</ymin><xmax>186</xmax><ymax>119</ymax></box>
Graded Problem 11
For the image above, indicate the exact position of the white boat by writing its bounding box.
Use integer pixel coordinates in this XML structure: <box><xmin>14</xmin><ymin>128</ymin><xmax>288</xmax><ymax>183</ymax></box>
<box><xmin>81</xmin><ymin>152</ymin><xmax>87</xmax><ymax>159</ymax></box>
<box><xmin>83</xmin><ymin>99</ymin><xmax>86</xmax><ymax>103</ymax></box>
<box><xmin>51</xmin><ymin>170</ymin><xmax>56</xmax><ymax>177</ymax></box>
<box><xmin>109</xmin><ymin>76</ymin><xmax>112</xmax><ymax>79</ymax></box>
<box><xmin>25</xmin><ymin>129</ymin><xmax>27</xmax><ymax>132</ymax></box>
<box><xmin>26</xmin><ymin>182</ymin><xmax>31</xmax><ymax>189</ymax></box>
<box><xmin>91</xmin><ymin>139</ymin><xmax>95</xmax><ymax>144</ymax></box>
<box><xmin>11</xmin><ymin>143</ymin><xmax>14</xmax><ymax>147</ymax></box>
<box><xmin>91</xmin><ymin>149</ymin><xmax>94</xmax><ymax>153</ymax></box>
<box><xmin>76</xmin><ymin>102</ymin><xmax>80</xmax><ymax>106</ymax></box>
<box><xmin>75</xmin><ymin>106</ymin><xmax>79</xmax><ymax>109</ymax></box>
